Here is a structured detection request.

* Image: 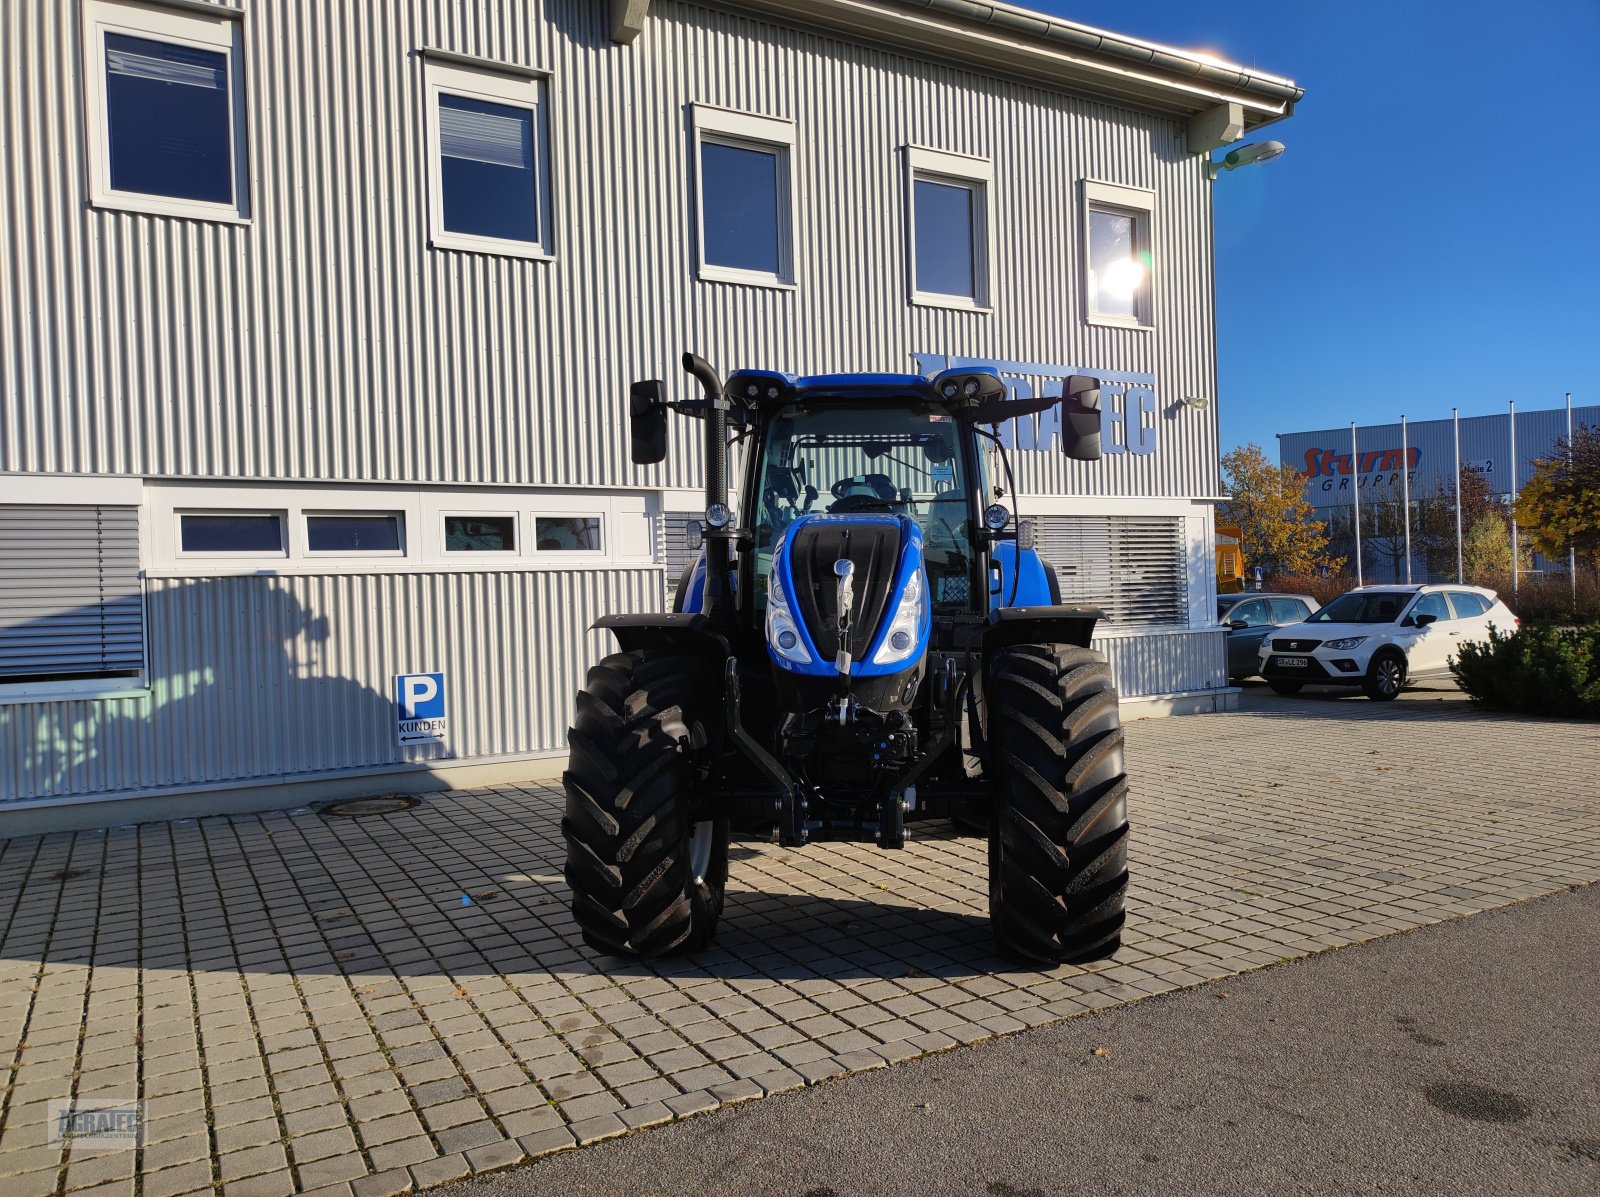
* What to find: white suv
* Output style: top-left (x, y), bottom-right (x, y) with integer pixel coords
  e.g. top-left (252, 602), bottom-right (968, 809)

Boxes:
top-left (1257, 584), bottom-right (1519, 701)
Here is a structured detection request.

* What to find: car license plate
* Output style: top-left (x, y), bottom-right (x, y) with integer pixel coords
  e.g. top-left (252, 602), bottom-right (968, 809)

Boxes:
top-left (1274, 656), bottom-right (1308, 669)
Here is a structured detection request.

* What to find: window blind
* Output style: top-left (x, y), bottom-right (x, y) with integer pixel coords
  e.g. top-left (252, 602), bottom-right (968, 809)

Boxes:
top-left (0, 506), bottom-right (145, 682)
top-left (1034, 515), bottom-right (1187, 628)
top-left (439, 98), bottom-right (531, 169)
top-left (106, 38), bottom-right (224, 90)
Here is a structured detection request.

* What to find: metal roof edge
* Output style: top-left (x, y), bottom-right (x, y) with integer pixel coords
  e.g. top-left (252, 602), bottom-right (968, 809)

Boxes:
top-left (722, 0), bottom-right (1303, 126)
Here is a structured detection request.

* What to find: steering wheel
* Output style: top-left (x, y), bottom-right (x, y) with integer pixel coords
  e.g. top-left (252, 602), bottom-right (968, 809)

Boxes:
top-left (829, 473), bottom-right (898, 501)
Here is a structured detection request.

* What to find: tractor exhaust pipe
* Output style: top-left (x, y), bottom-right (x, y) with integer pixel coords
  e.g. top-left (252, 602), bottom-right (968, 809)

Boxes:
top-left (683, 352), bottom-right (734, 625)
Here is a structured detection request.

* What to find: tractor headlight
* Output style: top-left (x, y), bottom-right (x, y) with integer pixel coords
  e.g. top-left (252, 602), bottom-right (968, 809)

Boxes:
top-left (871, 569), bottom-right (924, 667)
top-left (1325, 636), bottom-right (1367, 650)
top-left (984, 504), bottom-right (1010, 531)
top-left (765, 571), bottom-right (813, 665)
top-left (705, 502), bottom-right (732, 529)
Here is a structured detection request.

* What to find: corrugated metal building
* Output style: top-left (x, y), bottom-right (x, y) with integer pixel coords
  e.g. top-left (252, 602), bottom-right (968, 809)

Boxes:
top-left (1280, 402), bottom-right (1599, 579)
top-left (1, 0), bottom-right (1299, 830)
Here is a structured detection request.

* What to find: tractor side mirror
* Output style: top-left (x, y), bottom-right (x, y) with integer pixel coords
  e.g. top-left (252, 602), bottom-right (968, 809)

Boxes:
top-left (629, 379), bottom-right (668, 465)
top-left (1015, 518), bottom-right (1037, 552)
top-left (1062, 375), bottom-right (1103, 461)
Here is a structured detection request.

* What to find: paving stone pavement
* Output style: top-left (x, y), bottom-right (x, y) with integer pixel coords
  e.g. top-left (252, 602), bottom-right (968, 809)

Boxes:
top-left (1, 686), bottom-right (1598, 1196)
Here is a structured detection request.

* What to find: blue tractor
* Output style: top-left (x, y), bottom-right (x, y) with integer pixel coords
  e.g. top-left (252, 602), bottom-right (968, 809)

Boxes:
top-left (562, 355), bottom-right (1129, 966)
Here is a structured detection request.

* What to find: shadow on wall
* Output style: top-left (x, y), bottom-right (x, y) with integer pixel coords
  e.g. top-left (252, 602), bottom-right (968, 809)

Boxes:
top-left (1, 576), bottom-right (446, 805)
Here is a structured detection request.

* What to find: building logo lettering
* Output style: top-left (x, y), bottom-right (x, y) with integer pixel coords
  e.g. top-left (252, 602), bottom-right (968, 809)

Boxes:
top-left (1300, 446), bottom-right (1422, 494)
top-left (912, 353), bottom-right (1159, 457)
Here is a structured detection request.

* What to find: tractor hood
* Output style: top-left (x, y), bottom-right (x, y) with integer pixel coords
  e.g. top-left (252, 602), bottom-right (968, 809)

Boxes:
top-left (765, 514), bottom-right (930, 684)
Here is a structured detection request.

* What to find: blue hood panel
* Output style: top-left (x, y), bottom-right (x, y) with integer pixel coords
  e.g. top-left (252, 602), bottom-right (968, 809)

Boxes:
top-left (767, 514), bottom-right (930, 678)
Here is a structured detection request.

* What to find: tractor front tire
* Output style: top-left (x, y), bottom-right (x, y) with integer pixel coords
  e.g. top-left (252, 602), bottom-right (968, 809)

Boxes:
top-left (987, 644), bottom-right (1129, 966)
top-left (562, 649), bottom-right (728, 959)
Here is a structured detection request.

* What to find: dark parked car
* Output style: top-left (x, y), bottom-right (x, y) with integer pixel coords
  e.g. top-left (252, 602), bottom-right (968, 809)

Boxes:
top-left (1218, 592), bottom-right (1318, 681)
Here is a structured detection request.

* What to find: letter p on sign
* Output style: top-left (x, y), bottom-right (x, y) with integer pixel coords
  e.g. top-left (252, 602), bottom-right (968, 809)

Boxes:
top-left (395, 673), bottom-right (446, 743)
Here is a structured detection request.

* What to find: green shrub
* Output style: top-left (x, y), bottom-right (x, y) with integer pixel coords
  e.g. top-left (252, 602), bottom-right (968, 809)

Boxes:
top-left (1450, 623), bottom-right (1600, 718)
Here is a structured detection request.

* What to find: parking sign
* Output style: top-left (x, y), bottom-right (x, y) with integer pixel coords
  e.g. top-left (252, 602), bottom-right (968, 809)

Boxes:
top-left (395, 673), bottom-right (446, 744)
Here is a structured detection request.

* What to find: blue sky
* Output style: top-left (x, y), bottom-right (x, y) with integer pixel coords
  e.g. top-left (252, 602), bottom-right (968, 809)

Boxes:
top-left (1033, 0), bottom-right (1600, 458)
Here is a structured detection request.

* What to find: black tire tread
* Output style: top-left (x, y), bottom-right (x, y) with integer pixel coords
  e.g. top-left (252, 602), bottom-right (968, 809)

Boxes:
top-left (561, 650), bottom-right (725, 959)
top-left (988, 644), bottom-right (1130, 966)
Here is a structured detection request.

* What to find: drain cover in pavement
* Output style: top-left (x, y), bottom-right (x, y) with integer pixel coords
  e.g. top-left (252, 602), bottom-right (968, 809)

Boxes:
top-left (318, 795), bottom-right (422, 818)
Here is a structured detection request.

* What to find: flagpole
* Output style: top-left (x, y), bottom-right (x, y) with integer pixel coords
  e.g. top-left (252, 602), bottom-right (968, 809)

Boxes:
top-left (1569, 392), bottom-right (1577, 610)
top-left (1454, 407), bottom-right (1463, 583)
top-left (1401, 415), bottom-right (1412, 584)
top-left (1350, 421), bottom-right (1363, 587)
top-left (1510, 400), bottom-right (1520, 595)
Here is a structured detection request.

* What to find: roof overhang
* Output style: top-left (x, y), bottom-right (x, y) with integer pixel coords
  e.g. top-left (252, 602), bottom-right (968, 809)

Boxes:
top-left (610, 0), bottom-right (1300, 137)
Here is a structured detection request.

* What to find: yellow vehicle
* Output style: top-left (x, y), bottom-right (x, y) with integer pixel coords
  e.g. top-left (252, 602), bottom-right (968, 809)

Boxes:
top-left (1216, 524), bottom-right (1245, 594)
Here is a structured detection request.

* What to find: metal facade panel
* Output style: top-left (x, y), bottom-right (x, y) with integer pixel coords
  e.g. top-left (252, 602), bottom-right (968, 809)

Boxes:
top-left (4, 0), bottom-right (1220, 500)
top-left (1092, 629), bottom-right (1225, 698)
top-left (0, 567), bottom-right (658, 802)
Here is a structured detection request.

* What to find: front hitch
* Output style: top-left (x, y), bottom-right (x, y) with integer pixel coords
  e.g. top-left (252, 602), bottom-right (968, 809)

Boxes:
top-left (722, 658), bottom-right (809, 847)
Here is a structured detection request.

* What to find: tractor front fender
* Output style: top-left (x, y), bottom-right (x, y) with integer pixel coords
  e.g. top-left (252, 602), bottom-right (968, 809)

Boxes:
top-left (976, 605), bottom-right (1103, 654)
top-left (594, 613), bottom-right (732, 663)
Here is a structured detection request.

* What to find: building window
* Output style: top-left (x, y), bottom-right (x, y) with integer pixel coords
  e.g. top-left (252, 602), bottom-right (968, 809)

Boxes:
top-left (444, 514), bottom-right (517, 553)
top-left (426, 60), bottom-right (551, 258)
top-left (904, 147), bottom-right (992, 309)
top-left (83, 0), bottom-right (248, 221)
top-left (1083, 180), bottom-right (1155, 327)
top-left (691, 106), bottom-right (795, 287)
top-left (306, 513), bottom-right (404, 554)
top-left (180, 512), bottom-right (286, 555)
top-left (534, 515), bottom-right (602, 551)
top-left (0, 505), bottom-right (145, 695)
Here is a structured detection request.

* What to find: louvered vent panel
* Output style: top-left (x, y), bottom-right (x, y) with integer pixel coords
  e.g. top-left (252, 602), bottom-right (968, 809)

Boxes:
top-left (0, 506), bottom-right (145, 680)
top-left (1035, 515), bottom-right (1186, 628)
top-left (660, 511), bottom-right (704, 604)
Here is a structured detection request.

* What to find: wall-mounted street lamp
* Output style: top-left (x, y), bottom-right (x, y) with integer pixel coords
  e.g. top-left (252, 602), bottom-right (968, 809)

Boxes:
top-left (1207, 140), bottom-right (1286, 180)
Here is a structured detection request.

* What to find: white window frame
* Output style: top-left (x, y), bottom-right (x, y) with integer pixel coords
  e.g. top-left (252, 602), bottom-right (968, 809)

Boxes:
top-left (440, 510), bottom-right (521, 557)
top-left (304, 511), bottom-right (407, 558)
top-left (176, 509), bottom-right (288, 560)
top-left (424, 57), bottom-right (553, 261)
top-left (531, 511), bottom-right (606, 561)
top-left (81, 0), bottom-right (250, 223)
top-left (143, 483), bottom-right (654, 573)
top-left (904, 146), bottom-right (994, 312)
top-left (691, 105), bottom-right (796, 289)
top-left (1082, 179), bottom-right (1156, 330)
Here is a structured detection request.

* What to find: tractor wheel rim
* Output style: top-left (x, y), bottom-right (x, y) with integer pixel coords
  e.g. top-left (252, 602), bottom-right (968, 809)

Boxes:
top-left (688, 821), bottom-right (715, 884)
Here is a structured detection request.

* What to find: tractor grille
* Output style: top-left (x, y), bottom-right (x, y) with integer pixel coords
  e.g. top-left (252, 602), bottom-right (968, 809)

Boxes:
top-left (1272, 638), bottom-right (1322, 652)
top-left (789, 520), bottom-right (902, 661)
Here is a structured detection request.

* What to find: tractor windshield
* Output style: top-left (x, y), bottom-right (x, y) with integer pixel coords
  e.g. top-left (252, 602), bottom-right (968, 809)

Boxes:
top-left (752, 402), bottom-right (977, 614)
